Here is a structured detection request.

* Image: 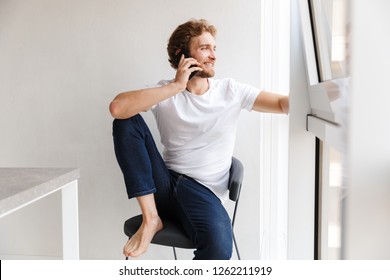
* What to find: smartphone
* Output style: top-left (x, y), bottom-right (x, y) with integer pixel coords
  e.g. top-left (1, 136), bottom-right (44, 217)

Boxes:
top-left (175, 49), bottom-right (198, 80)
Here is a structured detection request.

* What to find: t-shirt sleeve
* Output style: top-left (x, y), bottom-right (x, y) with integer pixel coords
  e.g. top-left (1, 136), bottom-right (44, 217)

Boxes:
top-left (229, 79), bottom-right (261, 111)
top-left (148, 80), bottom-right (170, 112)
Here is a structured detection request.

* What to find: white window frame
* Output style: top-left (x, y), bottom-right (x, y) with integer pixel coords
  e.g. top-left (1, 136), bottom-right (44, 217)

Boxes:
top-left (298, 0), bottom-right (349, 152)
top-left (298, 0), bottom-right (350, 259)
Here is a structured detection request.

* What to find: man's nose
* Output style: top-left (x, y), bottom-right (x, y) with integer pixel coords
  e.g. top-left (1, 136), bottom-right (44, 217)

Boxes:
top-left (209, 49), bottom-right (216, 60)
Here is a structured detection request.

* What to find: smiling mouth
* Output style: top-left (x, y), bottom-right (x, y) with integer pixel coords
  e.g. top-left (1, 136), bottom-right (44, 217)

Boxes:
top-left (204, 63), bottom-right (214, 68)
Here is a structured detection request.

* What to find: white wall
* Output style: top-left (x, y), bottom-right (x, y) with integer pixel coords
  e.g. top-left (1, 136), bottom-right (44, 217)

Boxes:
top-left (258, 0), bottom-right (290, 259)
top-left (0, 0), bottom-right (264, 259)
top-left (343, 0), bottom-right (390, 259)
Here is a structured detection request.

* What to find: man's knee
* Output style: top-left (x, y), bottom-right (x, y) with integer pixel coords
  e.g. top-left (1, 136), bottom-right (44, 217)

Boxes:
top-left (112, 114), bottom-right (142, 137)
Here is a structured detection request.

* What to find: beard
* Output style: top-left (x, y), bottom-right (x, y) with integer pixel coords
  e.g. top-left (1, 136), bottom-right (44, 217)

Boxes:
top-left (197, 67), bottom-right (215, 78)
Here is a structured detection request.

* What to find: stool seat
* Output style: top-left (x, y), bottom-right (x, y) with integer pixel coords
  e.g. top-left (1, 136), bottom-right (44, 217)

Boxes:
top-left (124, 215), bottom-right (194, 249)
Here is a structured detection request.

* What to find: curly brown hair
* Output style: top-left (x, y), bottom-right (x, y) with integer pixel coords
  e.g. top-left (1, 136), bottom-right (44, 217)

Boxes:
top-left (167, 19), bottom-right (217, 69)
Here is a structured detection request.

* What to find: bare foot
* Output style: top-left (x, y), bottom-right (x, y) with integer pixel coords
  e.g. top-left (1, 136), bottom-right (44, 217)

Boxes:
top-left (123, 216), bottom-right (163, 257)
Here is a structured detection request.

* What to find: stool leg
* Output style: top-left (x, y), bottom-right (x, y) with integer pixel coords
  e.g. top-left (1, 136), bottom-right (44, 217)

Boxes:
top-left (233, 232), bottom-right (241, 260)
top-left (173, 247), bottom-right (178, 260)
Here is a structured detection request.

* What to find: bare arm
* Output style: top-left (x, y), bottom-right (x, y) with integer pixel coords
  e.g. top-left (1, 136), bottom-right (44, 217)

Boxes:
top-left (252, 90), bottom-right (289, 114)
top-left (109, 55), bottom-right (202, 119)
top-left (109, 83), bottom-right (183, 119)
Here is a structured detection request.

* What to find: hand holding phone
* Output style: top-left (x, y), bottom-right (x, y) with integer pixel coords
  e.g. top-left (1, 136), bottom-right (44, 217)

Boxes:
top-left (175, 49), bottom-right (199, 80)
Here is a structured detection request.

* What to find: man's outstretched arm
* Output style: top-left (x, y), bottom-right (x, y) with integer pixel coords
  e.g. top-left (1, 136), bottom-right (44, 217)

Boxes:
top-left (252, 90), bottom-right (289, 114)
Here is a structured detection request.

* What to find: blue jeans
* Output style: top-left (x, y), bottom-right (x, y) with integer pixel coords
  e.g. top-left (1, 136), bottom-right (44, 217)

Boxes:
top-left (112, 114), bottom-right (233, 260)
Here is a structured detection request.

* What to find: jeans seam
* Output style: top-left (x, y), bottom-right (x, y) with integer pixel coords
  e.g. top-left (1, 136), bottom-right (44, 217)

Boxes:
top-left (174, 175), bottom-right (199, 245)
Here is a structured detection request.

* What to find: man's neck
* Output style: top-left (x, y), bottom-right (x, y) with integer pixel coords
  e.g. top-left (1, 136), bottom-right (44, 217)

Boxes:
top-left (186, 78), bottom-right (209, 95)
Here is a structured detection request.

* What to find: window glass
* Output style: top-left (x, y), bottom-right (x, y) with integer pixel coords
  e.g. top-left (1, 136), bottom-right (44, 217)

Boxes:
top-left (319, 143), bottom-right (344, 259)
top-left (310, 0), bottom-right (349, 81)
top-left (326, 146), bottom-right (343, 259)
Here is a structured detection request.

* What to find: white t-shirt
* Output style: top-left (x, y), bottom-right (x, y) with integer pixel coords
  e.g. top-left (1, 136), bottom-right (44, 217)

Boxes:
top-left (151, 78), bottom-right (260, 202)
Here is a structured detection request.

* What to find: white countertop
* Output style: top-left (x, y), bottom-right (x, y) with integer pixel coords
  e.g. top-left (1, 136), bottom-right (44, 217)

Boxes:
top-left (0, 168), bottom-right (80, 218)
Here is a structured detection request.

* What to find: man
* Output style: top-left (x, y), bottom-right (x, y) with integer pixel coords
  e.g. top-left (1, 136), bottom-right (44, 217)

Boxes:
top-left (110, 19), bottom-right (289, 259)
